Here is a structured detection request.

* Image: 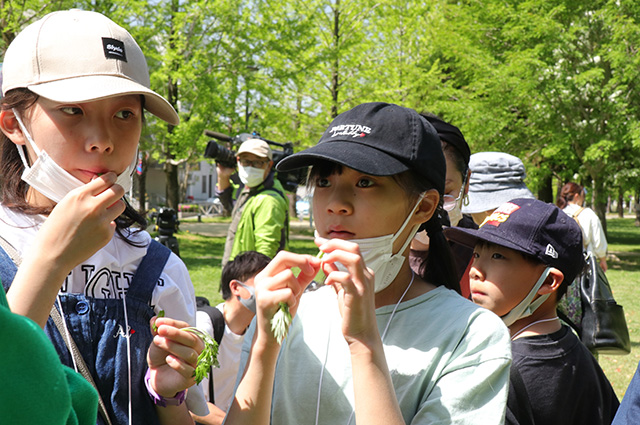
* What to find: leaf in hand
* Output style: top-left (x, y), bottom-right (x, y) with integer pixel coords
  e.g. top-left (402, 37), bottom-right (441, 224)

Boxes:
top-left (182, 327), bottom-right (220, 384)
top-left (152, 310), bottom-right (165, 333)
top-left (271, 302), bottom-right (292, 344)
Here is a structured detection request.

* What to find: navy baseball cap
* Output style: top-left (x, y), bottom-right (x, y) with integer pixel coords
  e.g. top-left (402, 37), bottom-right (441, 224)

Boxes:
top-left (445, 198), bottom-right (584, 284)
top-left (276, 102), bottom-right (445, 194)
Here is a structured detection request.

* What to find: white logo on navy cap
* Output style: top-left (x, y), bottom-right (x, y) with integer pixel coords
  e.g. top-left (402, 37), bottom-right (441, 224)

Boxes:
top-left (545, 244), bottom-right (558, 259)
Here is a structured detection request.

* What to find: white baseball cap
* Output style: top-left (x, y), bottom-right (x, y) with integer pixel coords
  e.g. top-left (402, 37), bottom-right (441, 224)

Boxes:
top-left (237, 138), bottom-right (273, 160)
top-left (1, 9), bottom-right (179, 125)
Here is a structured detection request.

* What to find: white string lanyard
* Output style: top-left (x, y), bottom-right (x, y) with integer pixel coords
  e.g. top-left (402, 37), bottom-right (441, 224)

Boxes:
top-left (121, 293), bottom-right (133, 425)
top-left (314, 270), bottom-right (416, 425)
top-left (511, 317), bottom-right (559, 340)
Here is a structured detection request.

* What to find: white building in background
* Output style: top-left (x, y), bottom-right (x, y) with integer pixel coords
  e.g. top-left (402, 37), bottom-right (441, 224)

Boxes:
top-left (183, 160), bottom-right (218, 202)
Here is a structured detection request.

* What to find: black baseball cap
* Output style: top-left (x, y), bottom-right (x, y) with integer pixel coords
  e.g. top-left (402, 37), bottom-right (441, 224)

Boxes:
top-left (421, 113), bottom-right (471, 168)
top-left (444, 198), bottom-right (584, 284)
top-left (276, 102), bottom-right (445, 194)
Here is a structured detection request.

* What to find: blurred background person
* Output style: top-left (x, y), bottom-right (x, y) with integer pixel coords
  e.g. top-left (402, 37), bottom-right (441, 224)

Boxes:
top-left (462, 151), bottom-right (534, 226)
top-left (556, 182), bottom-right (608, 271)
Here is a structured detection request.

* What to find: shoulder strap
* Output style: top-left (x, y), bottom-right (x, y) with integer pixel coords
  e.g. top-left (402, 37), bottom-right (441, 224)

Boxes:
top-left (572, 207), bottom-right (585, 220)
top-left (195, 296), bottom-right (225, 404)
top-left (195, 296), bottom-right (225, 345)
top-left (126, 240), bottom-right (171, 304)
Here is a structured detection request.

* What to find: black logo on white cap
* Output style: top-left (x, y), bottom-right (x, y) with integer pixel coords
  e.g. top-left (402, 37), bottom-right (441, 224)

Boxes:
top-left (102, 38), bottom-right (127, 62)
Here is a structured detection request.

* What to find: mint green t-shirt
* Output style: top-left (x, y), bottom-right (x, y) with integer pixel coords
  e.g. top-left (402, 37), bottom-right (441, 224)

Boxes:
top-left (240, 285), bottom-right (512, 424)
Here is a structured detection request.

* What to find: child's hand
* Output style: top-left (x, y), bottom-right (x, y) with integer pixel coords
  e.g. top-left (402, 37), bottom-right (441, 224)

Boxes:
top-left (36, 172), bottom-right (125, 270)
top-left (253, 251), bottom-right (321, 345)
top-left (316, 238), bottom-right (379, 346)
top-left (147, 316), bottom-right (205, 398)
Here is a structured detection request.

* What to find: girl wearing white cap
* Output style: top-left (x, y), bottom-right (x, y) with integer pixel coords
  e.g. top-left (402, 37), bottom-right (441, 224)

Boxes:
top-left (225, 102), bottom-right (511, 424)
top-left (0, 10), bottom-right (205, 425)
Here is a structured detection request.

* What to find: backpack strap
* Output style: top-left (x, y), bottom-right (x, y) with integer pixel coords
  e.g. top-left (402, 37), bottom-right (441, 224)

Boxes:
top-left (195, 296), bottom-right (226, 404)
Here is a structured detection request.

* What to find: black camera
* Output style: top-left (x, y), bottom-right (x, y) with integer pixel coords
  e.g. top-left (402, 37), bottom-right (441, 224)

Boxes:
top-left (203, 130), bottom-right (306, 192)
top-left (204, 130), bottom-right (237, 168)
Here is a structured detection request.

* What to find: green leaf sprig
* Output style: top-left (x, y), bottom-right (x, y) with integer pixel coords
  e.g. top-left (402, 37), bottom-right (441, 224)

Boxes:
top-left (153, 310), bottom-right (219, 384)
top-left (271, 302), bottom-right (292, 344)
top-left (269, 250), bottom-right (325, 344)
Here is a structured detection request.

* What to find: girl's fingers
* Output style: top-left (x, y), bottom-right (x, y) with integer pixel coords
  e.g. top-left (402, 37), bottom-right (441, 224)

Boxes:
top-left (258, 251), bottom-right (321, 282)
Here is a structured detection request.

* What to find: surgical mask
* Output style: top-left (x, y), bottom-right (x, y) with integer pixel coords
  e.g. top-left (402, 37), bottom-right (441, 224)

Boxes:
top-left (238, 164), bottom-right (265, 188)
top-left (13, 110), bottom-right (135, 204)
top-left (501, 267), bottom-right (552, 327)
top-left (236, 281), bottom-right (256, 313)
top-left (317, 195), bottom-right (424, 293)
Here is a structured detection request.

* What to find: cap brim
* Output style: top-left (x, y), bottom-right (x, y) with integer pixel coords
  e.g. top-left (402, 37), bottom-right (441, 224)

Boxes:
top-left (444, 226), bottom-right (535, 257)
top-left (28, 75), bottom-right (179, 125)
top-left (276, 140), bottom-right (409, 176)
top-left (461, 187), bottom-right (534, 214)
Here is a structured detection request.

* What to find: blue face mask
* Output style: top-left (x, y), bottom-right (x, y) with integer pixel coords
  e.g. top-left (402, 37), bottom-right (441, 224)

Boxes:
top-left (236, 281), bottom-right (256, 313)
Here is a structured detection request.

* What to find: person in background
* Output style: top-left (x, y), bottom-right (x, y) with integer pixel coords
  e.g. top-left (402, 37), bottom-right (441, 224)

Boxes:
top-left (462, 152), bottom-right (534, 226)
top-left (410, 113), bottom-right (476, 297)
top-left (191, 251), bottom-right (270, 425)
top-left (446, 198), bottom-right (619, 425)
top-left (218, 139), bottom-right (288, 268)
top-left (556, 182), bottom-right (608, 271)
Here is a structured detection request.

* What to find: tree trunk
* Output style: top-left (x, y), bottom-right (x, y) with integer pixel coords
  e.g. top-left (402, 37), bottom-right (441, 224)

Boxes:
top-left (537, 173), bottom-right (553, 203)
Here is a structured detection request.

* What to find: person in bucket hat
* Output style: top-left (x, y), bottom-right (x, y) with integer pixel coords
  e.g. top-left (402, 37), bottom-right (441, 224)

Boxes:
top-left (463, 152), bottom-right (534, 225)
top-left (445, 198), bottom-right (619, 425)
top-left (224, 102), bottom-right (511, 425)
top-left (0, 9), bottom-right (207, 424)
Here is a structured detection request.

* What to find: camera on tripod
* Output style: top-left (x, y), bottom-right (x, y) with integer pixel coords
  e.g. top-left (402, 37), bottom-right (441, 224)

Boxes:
top-left (203, 130), bottom-right (305, 192)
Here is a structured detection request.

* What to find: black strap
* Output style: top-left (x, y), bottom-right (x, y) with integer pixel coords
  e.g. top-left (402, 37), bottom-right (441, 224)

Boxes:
top-left (195, 296), bottom-right (225, 404)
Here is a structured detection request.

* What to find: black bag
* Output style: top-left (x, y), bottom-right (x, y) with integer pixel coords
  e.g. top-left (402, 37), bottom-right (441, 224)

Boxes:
top-left (579, 252), bottom-right (631, 355)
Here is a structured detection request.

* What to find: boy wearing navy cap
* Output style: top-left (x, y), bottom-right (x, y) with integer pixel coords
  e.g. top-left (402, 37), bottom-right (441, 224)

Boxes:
top-left (446, 198), bottom-right (619, 425)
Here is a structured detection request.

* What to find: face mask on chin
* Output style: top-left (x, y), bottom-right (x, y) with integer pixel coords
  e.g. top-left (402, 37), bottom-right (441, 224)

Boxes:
top-left (500, 267), bottom-right (552, 327)
top-left (12, 109), bottom-right (135, 204)
top-left (317, 194), bottom-right (425, 293)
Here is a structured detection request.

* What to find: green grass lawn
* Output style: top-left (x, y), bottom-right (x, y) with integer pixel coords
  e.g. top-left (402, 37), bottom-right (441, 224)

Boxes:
top-left (177, 217), bottom-right (640, 400)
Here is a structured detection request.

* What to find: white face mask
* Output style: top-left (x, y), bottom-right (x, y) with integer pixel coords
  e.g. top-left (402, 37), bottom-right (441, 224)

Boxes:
top-left (13, 110), bottom-right (135, 204)
top-left (238, 164), bottom-right (266, 188)
top-left (447, 198), bottom-right (464, 227)
top-left (501, 267), bottom-right (552, 326)
top-left (317, 195), bottom-right (424, 293)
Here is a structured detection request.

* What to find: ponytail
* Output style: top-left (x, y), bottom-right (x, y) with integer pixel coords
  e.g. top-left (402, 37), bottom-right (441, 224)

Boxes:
top-left (417, 208), bottom-right (460, 294)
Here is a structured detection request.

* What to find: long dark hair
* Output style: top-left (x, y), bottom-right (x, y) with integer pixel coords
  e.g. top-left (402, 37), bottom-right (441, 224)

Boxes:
top-left (0, 88), bottom-right (147, 243)
top-left (556, 182), bottom-right (584, 209)
top-left (307, 161), bottom-right (460, 294)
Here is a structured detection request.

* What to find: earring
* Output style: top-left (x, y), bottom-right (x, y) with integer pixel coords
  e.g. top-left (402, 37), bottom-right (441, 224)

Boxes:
top-left (463, 193), bottom-right (470, 207)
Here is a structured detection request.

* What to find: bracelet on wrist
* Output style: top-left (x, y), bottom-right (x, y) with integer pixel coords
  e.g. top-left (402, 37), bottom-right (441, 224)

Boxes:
top-left (144, 369), bottom-right (187, 407)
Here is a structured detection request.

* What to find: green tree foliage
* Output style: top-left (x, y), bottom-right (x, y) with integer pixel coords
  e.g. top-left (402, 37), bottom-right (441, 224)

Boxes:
top-left (2, 0), bottom-right (640, 232)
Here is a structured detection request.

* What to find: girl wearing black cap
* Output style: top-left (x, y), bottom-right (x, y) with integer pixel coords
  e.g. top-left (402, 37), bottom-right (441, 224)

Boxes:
top-left (226, 102), bottom-right (511, 425)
